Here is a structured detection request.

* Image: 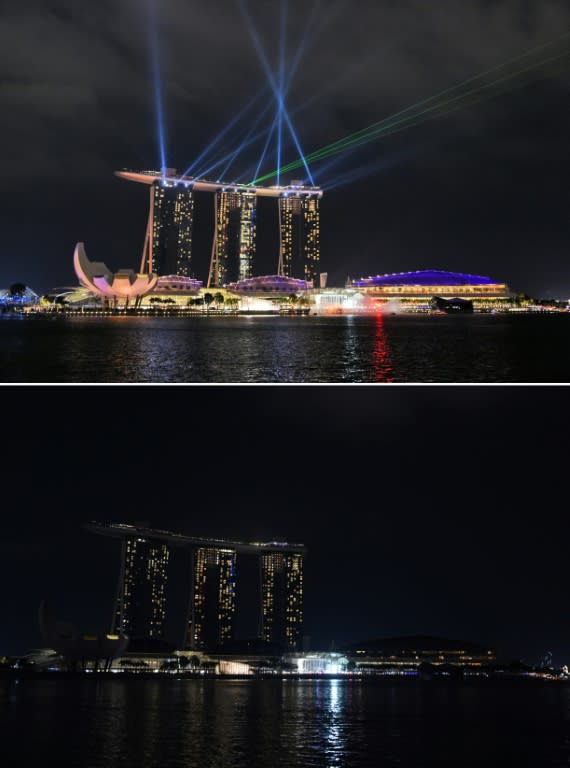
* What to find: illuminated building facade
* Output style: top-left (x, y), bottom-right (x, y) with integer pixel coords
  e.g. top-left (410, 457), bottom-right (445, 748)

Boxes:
top-left (209, 190), bottom-right (257, 287)
top-left (260, 551), bottom-right (304, 651)
top-left (279, 192), bottom-right (321, 284)
top-left (87, 522), bottom-right (306, 653)
top-left (115, 172), bottom-right (322, 287)
top-left (150, 182), bottom-right (195, 277)
top-left (73, 243), bottom-right (158, 306)
top-left (351, 270), bottom-right (512, 310)
top-left (112, 536), bottom-right (170, 642)
top-left (189, 547), bottom-right (237, 651)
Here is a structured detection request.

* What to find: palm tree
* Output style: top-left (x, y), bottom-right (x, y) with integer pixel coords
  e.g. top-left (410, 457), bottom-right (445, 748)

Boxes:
top-left (214, 292), bottom-right (225, 309)
top-left (203, 293), bottom-right (215, 311)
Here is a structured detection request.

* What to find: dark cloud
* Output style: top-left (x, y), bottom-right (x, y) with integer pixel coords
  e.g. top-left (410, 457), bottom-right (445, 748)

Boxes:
top-left (0, 0), bottom-right (569, 293)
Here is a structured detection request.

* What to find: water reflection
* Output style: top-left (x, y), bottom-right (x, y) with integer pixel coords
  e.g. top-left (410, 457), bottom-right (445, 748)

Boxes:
top-left (323, 679), bottom-right (346, 765)
top-left (372, 314), bottom-right (394, 382)
top-left (4, 679), bottom-right (570, 767)
top-left (1, 314), bottom-right (570, 382)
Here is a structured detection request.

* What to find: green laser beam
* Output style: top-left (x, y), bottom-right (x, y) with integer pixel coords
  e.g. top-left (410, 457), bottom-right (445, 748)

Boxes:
top-left (312, 51), bottom-right (570, 167)
top-left (255, 37), bottom-right (570, 181)
top-left (251, 32), bottom-right (570, 185)
top-left (292, 48), bottom-right (570, 166)
top-left (256, 47), bottom-right (570, 181)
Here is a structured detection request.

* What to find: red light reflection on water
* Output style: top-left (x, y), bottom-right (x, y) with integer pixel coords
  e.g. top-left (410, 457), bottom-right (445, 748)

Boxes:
top-left (373, 313), bottom-right (394, 382)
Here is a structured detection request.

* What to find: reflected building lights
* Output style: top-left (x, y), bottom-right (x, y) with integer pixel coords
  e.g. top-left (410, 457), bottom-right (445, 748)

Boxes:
top-left (373, 314), bottom-right (393, 383)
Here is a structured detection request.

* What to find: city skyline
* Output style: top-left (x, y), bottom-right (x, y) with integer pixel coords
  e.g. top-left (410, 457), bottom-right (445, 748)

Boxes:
top-left (3, 4), bottom-right (569, 767)
top-left (1, 2), bottom-right (569, 295)
top-left (3, 387), bottom-right (570, 664)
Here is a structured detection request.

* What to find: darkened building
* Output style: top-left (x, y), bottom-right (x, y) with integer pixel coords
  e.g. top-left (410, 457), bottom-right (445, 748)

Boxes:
top-left (189, 547), bottom-right (237, 651)
top-left (87, 522), bottom-right (305, 654)
top-left (112, 536), bottom-right (170, 644)
top-left (344, 636), bottom-right (496, 668)
top-left (260, 551), bottom-right (304, 651)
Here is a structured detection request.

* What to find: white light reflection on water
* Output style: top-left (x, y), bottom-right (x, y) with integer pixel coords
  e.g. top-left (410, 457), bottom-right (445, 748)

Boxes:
top-left (323, 679), bottom-right (346, 765)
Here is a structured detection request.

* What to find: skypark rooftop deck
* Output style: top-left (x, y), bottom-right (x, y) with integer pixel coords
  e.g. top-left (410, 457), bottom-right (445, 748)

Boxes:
top-left (86, 522), bottom-right (306, 555)
top-left (116, 170), bottom-right (323, 199)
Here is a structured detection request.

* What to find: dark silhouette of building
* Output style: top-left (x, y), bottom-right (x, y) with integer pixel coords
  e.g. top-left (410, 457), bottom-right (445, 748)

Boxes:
top-left (189, 547), bottom-right (237, 651)
top-left (39, 601), bottom-right (129, 671)
top-left (112, 536), bottom-right (170, 644)
top-left (260, 551), bottom-right (304, 651)
top-left (343, 635), bottom-right (496, 667)
top-left (87, 522), bottom-right (306, 654)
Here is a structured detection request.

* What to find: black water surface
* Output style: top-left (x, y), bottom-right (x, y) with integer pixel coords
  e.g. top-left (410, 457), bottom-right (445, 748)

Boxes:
top-left (2, 678), bottom-right (570, 767)
top-left (1, 314), bottom-right (569, 382)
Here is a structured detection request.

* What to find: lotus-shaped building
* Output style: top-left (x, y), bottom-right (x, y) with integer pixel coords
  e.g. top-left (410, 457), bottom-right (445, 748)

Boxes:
top-left (73, 243), bottom-right (158, 304)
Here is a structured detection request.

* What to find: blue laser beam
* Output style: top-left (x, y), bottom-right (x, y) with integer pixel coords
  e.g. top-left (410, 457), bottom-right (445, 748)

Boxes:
top-left (253, 114), bottom-right (279, 184)
top-left (320, 146), bottom-right (423, 192)
top-left (147, 0), bottom-right (167, 177)
top-left (246, 2), bottom-right (317, 184)
top-left (182, 0), bottom-right (321, 184)
top-left (276, 0), bottom-right (288, 187)
top-left (237, 0), bottom-right (315, 185)
top-left (180, 89), bottom-right (266, 179)
top-left (184, 4), bottom-right (320, 187)
top-left (217, 103), bottom-right (275, 181)
top-left (197, 105), bottom-right (276, 180)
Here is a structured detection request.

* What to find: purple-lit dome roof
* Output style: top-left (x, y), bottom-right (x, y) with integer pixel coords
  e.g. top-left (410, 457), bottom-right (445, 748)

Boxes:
top-left (155, 275), bottom-right (203, 292)
top-left (352, 270), bottom-right (499, 287)
top-left (227, 275), bottom-right (310, 293)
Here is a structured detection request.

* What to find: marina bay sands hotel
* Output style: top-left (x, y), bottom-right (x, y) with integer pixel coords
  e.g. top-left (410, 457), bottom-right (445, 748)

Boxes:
top-left (116, 170), bottom-right (322, 287)
top-left (87, 522), bottom-right (305, 653)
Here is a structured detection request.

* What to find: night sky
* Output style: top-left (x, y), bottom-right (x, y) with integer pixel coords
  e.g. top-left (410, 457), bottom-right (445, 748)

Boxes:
top-left (1, 1), bottom-right (569, 296)
top-left (3, 387), bottom-right (569, 665)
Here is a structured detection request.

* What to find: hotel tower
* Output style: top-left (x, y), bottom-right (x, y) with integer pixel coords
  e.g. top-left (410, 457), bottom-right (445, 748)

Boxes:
top-left (208, 189), bottom-right (257, 288)
top-left (111, 535), bottom-right (170, 642)
top-left (87, 522), bottom-right (306, 653)
top-left (115, 171), bottom-right (322, 286)
top-left (279, 189), bottom-right (321, 284)
top-left (260, 551), bottom-right (304, 651)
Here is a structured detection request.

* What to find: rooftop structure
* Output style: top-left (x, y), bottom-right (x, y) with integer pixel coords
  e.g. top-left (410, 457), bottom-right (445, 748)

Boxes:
top-left (352, 270), bottom-right (499, 288)
top-left (227, 275), bottom-right (311, 295)
top-left (153, 275), bottom-right (203, 294)
top-left (87, 522), bottom-right (305, 555)
top-left (351, 269), bottom-right (512, 309)
top-left (115, 170), bottom-right (323, 200)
